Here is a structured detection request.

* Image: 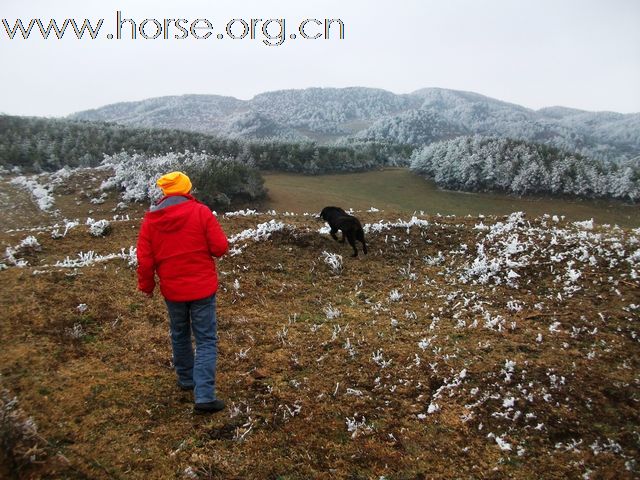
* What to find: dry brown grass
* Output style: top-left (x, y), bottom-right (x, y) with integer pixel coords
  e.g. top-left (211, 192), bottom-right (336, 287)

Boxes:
top-left (0, 183), bottom-right (639, 479)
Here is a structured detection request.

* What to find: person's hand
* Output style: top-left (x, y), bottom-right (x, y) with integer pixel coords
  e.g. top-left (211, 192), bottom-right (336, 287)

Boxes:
top-left (140, 290), bottom-right (153, 299)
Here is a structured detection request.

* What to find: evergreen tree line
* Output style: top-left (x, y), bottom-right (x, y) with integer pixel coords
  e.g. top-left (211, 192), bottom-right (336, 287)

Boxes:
top-left (410, 136), bottom-right (640, 202)
top-left (4, 115), bottom-right (637, 202)
top-left (0, 115), bottom-right (409, 174)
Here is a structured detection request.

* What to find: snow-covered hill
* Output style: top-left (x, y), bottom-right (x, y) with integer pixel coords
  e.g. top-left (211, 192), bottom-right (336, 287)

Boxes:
top-left (69, 87), bottom-right (640, 162)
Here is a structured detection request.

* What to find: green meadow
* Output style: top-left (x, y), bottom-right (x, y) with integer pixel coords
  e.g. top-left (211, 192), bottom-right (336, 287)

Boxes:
top-left (263, 168), bottom-right (640, 227)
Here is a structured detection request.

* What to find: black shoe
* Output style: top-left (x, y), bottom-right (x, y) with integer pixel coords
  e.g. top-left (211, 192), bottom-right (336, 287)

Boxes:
top-left (177, 381), bottom-right (194, 391)
top-left (194, 399), bottom-right (225, 414)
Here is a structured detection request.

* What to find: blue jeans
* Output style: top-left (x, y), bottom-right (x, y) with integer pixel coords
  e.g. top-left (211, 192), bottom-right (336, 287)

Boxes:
top-left (165, 294), bottom-right (218, 403)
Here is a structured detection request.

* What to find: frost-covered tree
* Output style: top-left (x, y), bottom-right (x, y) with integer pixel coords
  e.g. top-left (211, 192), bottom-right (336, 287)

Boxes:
top-left (101, 151), bottom-right (265, 208)
top-left (410, 136), bottom-right (639, 201)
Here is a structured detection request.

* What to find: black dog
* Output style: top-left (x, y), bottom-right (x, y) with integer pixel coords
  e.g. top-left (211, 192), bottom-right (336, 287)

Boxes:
top-left (319, 206), bottom-right (368, 257)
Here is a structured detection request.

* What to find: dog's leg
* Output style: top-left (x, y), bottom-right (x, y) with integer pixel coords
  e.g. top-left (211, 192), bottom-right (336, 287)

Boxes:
top-left (357, 229), bottom-right (368, 254)
top-left (346, 231), bottom-right (358, 257)
top-left (330, 228), bottom-right (339, 242)
top-left (340, 231), bottom-right (346, 243)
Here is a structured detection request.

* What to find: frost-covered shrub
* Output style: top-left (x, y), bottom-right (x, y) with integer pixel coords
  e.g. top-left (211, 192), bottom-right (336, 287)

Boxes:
top-left (10, 176), bottom-right (54, 211)
top-left (225, 209), bottom-right (260, 218)
top-left (388, 289), bottom-right (403, 302)
top-left (89, 192), bottom-right (108, 204)
top-left (345, 415), bottom-right (373, 438)
top-left (323, 304), bottom-right (342, 320)
top-left (101, 151), bottom-right (265, 207)
top-left (4, 236), bottom-right (41, 267)
top-left (573, 219), bottom-right (594, 230)
top-left (321, 251), bottom-right (343, 275)
top-left (459, 212), bottom-right (532, 287)
top-left (9, 167), bottom-right (73, 212)
top-left (424, 251), bottom-right (444, 266)
top-left (101, 152), bottom-right (190, 203)
top-left (51, 220), bottom-right (79, 239)
top-left (55, 247), bottom-right (137, 269)
top-left (228, 220), bottom-right (289, 244)
top-left (88, 219), bottom-right (111, 237)
top-left (363, 216), bottom-right (429, 235)
top-left (3, 247), bottom-right (27, 267)
top-left (17, 236), bottom-right (41, 253)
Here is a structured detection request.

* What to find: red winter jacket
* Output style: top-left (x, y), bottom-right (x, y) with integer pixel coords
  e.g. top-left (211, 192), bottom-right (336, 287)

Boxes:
top-left (136, 194), bottom-right (228, 302)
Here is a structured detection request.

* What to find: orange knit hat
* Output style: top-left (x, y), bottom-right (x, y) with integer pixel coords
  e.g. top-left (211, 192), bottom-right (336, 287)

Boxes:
top-left (156, 171), bottom-right (192, 195)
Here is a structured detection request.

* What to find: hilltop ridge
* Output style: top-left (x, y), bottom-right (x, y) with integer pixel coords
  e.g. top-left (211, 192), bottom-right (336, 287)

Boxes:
top-left (69, 87), bottom-right (640, 162)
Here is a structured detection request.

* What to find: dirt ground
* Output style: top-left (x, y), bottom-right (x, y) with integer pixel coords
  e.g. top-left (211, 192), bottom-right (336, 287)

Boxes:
top-left (0, 174), bottom-right (639, 479)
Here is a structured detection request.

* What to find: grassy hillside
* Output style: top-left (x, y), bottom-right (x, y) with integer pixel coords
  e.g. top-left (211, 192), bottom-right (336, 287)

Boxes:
top-left (263, 169), bottom-right (640, 228)
top-left (0, 173), bottom-right (639, 479)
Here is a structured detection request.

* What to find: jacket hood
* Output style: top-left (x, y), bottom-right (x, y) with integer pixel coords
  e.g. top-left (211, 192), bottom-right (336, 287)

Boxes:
top-left (144, 195), bottom-right (196, 233)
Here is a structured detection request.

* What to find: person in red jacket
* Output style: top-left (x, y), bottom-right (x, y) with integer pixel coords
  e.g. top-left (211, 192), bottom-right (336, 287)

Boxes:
top-left (136, 171), bottom-right (228, 414)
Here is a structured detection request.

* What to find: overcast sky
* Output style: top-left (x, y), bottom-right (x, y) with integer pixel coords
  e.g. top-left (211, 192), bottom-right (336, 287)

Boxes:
top-left (1, 0), bottom-right (639, 117)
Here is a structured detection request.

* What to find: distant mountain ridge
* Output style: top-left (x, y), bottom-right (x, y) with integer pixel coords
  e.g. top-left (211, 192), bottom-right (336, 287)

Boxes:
top-left (69, 87), bottom-right (640, 162)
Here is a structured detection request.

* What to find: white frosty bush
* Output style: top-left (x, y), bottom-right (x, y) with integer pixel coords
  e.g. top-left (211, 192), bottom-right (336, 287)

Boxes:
top-left (371, 349), bottom-right (392, 368)
top-left (51, 220), bottom-right (79, 239)
top-left (364, 216), bottom-right (429, 234)
top-left (101, 151), bottom-right (222, 203)
top-left (225, 209), bottom-right (259, 218)
top-left (4, 247), bottom-right (27, 267)
top-left (573, 219), bottom-right (594, 230)
top-left (388, 289), bottom-right (403, 302)
top-left (100, 150), bottom-right (264, 207)
top-left (418, 337), bottom-right (433, 350)
top-left (10, 167), bottom-right (72, 212)
top-left (18, 236), bottom-right (41, 252)
top-left (55, 247), bottom-right (137, 269)
top-left (228, 220), bottom-right (289, 244)
top-left (101, 151), bottom-right (195, 203)
top-left (492, 434), bottom-right (513, 451)
top-left (506, 300), bottom-right (523, 312)
top-left (88, 219), bottom-right (111, 237)
top-left (427, 368), bottom-right (468, 414)
top-left (11, 176), bottom-right (55, 211)
top-left (321, 251), bottom-right (343, 275)
top-left (323, 304), bottom-right (342, 320)
top-left (4, 236), bottom-right (41, 267)
top-left (345, 415), bottom-right (372, 438)
top-left (89, 192), bottom-right (108, 204)
top-left (459, 213), bottom-right (531, 287)
top-left (424, 251), bottom-right (444, 266)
